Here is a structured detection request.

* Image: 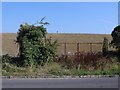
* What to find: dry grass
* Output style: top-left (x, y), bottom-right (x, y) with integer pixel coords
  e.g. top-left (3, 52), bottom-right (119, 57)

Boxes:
top-left (1, 33), bottom-right (114, 56)
top-left (2, 61), bottom-right (120, 76)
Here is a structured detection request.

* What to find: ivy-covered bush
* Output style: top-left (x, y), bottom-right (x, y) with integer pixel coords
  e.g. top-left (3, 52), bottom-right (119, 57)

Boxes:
top-left (16, 20), bottom-right (58, 67)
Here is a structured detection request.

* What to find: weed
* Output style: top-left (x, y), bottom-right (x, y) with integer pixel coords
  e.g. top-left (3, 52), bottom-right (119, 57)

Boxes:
top-left (56, 52), bottom-right (105, 70)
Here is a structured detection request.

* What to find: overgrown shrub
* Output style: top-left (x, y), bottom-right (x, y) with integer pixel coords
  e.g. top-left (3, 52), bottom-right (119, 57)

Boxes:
top-left (102, 37), bottom-right (108, 57)
top-left (110, 25), bottom-right (120, 52)
top-left (2, 54), bottom-right (12, 63)
top-left (16, 19), bottom-right (58, 67)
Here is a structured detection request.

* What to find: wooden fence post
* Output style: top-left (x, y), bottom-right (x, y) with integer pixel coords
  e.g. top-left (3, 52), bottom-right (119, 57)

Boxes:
top-left (90, 43), bottom-right (92, 52)
top-left (64, 43), bottom-right (66, 55)
top-left (77, 43), bottom-right (79, 53)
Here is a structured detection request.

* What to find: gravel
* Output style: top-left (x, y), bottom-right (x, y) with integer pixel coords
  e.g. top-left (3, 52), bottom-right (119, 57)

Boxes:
top-left (2, 75), bottom-right (119, 79)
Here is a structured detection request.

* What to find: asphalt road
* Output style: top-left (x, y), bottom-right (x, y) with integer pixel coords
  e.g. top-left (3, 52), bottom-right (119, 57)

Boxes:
top-left (2, 77), bottom-right (119, 88)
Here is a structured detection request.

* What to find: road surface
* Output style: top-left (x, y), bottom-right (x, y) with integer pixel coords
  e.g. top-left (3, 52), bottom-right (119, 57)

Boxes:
top-left (2, 77), bottom-right (119, 88)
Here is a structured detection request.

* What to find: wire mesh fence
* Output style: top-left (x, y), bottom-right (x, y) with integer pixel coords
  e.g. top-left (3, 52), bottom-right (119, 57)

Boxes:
top-left (56, 42), bottom-right (103, 55)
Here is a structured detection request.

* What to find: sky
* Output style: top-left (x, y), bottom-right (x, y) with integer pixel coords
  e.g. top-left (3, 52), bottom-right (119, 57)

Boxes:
top-left (2, 2), bottom-right (118, 34)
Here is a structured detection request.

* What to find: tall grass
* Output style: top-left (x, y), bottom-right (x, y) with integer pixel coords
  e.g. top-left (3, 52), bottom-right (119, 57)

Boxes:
top-left (56, 52), bottom-right (108, 70)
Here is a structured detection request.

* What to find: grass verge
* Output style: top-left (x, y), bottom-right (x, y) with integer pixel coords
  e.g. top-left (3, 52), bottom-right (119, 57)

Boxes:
top-left (2, 60), bottom-right (120, 77)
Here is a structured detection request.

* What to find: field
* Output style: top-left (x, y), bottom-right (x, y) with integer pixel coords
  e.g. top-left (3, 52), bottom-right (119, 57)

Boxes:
top-left (2, 33), bottom-right (113, 56)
